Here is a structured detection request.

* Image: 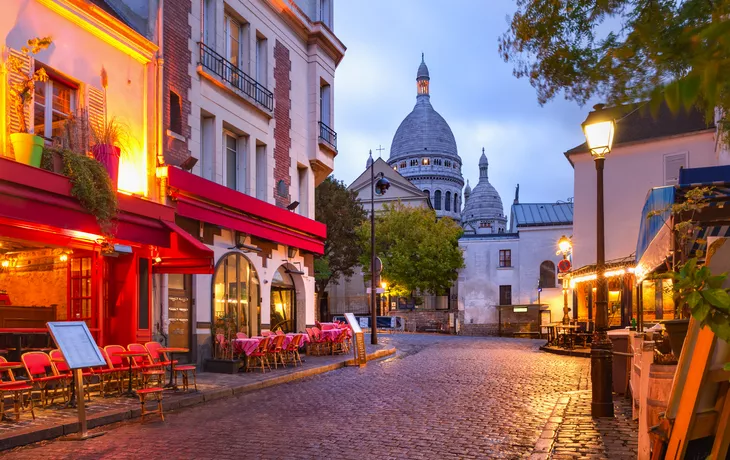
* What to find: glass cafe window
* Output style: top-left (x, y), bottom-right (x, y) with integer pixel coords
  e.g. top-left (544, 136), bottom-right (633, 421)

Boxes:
top-left (34, 75), bottom-right (76, 139)
top-left (212, 252), bottom-right (261, 338)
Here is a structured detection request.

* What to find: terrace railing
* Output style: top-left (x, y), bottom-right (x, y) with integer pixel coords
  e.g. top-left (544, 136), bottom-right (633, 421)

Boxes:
top-left (318, 121), bottom-right (337, 151)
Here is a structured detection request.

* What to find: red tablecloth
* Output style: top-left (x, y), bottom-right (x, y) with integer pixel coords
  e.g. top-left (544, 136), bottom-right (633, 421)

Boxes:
top-left (232, 338), bottom-right (261, 356)
top-left (320, 328), bottom-right (343, 341)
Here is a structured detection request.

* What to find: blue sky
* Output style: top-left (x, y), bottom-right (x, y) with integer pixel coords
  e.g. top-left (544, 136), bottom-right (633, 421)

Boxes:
top-left (332, 0), bottom-right (592, 205)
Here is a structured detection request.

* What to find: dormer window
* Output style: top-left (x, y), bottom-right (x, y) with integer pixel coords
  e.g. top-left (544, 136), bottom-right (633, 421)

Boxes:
top-left (422, 158), bottom-right (430, 165)
top-left (410, 159), bottom-right (418, 167)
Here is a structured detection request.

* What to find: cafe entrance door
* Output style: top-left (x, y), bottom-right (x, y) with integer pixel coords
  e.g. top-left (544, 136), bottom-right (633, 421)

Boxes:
top-left (168, 274), bottom-right (193, 362)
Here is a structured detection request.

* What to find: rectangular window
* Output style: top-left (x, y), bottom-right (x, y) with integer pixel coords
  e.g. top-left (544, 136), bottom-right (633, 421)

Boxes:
top-left (320, 0), bottom-right (332, 27)
top-left (499, 285), bottom-right (512, 306)
top-left (202, 0), bottom-right (215, 45)
top-left (68, 256), bottom-right (92, 322)
top-left (298, 166), bottom-right (308, 217)
top-left (499, 249), bottom-right (512, 268)
top-left (256, 143), bottom-right (267, 201)
top-left (225, 133), bottom-right (238, 190)
top-left (224, 14), bottom-right (241, 68)
top-left (138, 258), bottom-right (150, 330)
top-left (200, 113), bottom-right (215, 180)
top-left (320, 83), bottom-right (331, 127)
top-left (255, 34), bottom-right (267, 86)
top-left (170, 91), bottom-right (182, 135)
top-left (34, 74), bottom-right (76, 139)
top-left (664, 152), bottom-right (688, 186)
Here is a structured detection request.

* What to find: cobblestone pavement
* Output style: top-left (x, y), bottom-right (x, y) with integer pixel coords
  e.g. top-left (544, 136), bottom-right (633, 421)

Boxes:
top-left (4, 335), bottom-right (600, 459)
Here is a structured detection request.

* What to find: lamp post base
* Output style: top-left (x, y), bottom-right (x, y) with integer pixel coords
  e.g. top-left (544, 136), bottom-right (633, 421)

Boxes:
top-left (590, 331), bottom-right (614, 418)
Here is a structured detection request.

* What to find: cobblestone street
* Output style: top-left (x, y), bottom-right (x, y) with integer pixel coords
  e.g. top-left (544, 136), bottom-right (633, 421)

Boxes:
top-left (3, 335), bottom-right (632, 459)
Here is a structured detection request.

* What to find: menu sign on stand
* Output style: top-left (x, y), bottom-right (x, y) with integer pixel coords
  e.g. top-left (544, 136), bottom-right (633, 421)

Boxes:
top-left (47, 322), bottom-right (106, 441)
top-left (345, 313), bottom-right (367, 367)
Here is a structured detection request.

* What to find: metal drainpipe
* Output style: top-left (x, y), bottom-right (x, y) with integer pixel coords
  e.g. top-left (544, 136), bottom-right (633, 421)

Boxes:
top-left (156, 0), bottom-right (166, 203)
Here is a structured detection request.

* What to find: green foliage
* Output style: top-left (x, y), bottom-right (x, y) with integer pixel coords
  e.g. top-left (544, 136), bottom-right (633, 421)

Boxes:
top-left (358, 202), bottom-right (465, 297)
top-left (662, 258), bottom-right (730, 341)
top-left (500, 1), bottom-right (730, 140)
top-left (42, 147), bottom-right (118, 235)
top-left (7, 37), bottom-right (52, 133)
top-left (314, 176), bottom-right (367, 296)
top-left (213, 309), bottom-right (237, 360)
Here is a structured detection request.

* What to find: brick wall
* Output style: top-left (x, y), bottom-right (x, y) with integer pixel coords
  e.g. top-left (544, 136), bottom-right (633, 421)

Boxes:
top-left (273, 40), bottom-right (291, 207)
top-left (163, 0), bottom-right (192, 166)
top-left (460, 323), bottom-right (500, 336)
top-left (388, 310), bottom-right (455, 333)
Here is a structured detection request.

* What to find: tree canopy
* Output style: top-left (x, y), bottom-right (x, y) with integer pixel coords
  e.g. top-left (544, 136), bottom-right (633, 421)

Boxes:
top-left (358, 203), bottom-right (464, 297)
top-left (314, 176), bottom-right (367, 298)
top-left (500, 0), bottom-right (730, 135)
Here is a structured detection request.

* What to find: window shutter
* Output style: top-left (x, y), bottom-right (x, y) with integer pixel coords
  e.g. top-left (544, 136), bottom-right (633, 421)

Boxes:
top-left (6, 48), bottom-right (32, 154)
top-left (664, 152), bottom-right (687, 186)
top-left (86, 84), bottom-right (105, 135)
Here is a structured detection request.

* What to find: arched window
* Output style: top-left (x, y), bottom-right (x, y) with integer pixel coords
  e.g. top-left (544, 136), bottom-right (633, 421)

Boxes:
top-left (445, 191), bottom-right (451, 211)
top-left (454, 193), bottom-right (459, 211)
top-left (540, 260), bottom-right (557, 289)
top-left (444, 160), bottom-right (451, 167)
top-left (433, 158), bottom-right (442, 166)
top-left (410, 159), bottom-right (418, 167)
top-left (212, 252), bottom-right (261, 339)
top-left (434, 190), bottom-right (442, 210)
top-left (423, 189), bottom-right (430, 201)
top-left (400, 161), bottom-right (406, 169)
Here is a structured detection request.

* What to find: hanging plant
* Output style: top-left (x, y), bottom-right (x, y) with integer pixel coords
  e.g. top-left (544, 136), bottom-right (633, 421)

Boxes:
top-left (40, 148), bottom-right (118, 235)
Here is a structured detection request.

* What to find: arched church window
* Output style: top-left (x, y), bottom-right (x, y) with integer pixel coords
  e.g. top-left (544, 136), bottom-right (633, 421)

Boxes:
top-left (423, 189), bottom-right (429, 201)
top-left (433, 158), bottom-right (442, 166)
top-left (422, 158), bottom-right (430, 165)
top-left (454, 193), bottom-right (458, 211)
top-left (444, 160), bottom-right (451, 167)
top-left (434, 190), bottom-right (442, 210)
top-left (400, 161), bottom-right (406, 169)
top-left (540, 260), bottom-right (557, 289)
top-left (410, 159), bottom-right (418, 167)
top-left (445, 191), bottom-right (451, 211)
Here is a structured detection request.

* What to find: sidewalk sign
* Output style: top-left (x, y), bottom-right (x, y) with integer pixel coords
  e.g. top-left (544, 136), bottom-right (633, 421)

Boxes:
top-left (344, 313), bottom-right (366, 367)
top-left (47, 321), bottom-right (106, 441)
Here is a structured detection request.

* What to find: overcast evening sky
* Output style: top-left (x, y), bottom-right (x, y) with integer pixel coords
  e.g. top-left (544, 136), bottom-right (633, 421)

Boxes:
top-left (332, 1), bottom-right (593, 207)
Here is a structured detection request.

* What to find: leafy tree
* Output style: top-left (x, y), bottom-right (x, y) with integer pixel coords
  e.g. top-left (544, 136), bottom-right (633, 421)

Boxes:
top-left (314, 176), bottom-right (367, 304)
top-left (358, 202), bottom-right (464, 297)
top-left (499, 0), bottom-right (730, 138)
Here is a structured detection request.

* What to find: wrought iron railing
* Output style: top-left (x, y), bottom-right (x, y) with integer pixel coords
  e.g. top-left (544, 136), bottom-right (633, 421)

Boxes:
top-left (198, 42), bottom-right (273, 111)
top-left (318, 121), bottom-right (337, 150)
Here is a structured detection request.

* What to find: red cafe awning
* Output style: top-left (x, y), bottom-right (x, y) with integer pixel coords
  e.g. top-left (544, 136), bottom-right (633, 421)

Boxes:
top-left (0, 157), bottom-right (174, 248)
top-left (167, 167), bottom-right (326, 254)
top-left (153, 220), bottom-right (214, 274)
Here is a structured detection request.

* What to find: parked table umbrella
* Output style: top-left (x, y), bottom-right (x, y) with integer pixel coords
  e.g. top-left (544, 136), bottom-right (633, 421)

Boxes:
top-left (114, 351), bottom-right (149, 397)
top-left (158, 347), bottom-right (189, 390)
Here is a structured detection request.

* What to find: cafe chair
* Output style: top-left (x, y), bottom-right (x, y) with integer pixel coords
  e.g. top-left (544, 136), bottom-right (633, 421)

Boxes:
top-left (305, 328), bottom-right (327, 356)
top-left (21, 352), bottom-right (67, 407)
top-left (93, 347), bottom-right (122, 397)
top-left (268, 334), bottom-right (287, 369)
top-left (144, 341), bottom-right (175, 367)
top-left (104, 345), bottom-right (135, 390)
top-left (331, 329), bottom-right (350, 355)
top-left (135, 387), bottom-right (165, 422)
top-left (247, 336), bottom-right (271, 373)
top-left (0, 356), bottom-right (35, 421)
top-left (172, 363), bottom-right (197, 392)
top-left (128, 344), bottom-right (164, 388)
top-left (275, 330), bottom-right (285, 336)
top-left (284, 334), bottom-right (303, 367)
top-left (49, 349), bottom-right (93, 402)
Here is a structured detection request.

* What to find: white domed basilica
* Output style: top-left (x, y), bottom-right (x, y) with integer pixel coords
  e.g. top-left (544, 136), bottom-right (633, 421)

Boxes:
top-left (387, 55), bottom-right (464, 221)
top-left (461, 149), bottom-right (508, 234)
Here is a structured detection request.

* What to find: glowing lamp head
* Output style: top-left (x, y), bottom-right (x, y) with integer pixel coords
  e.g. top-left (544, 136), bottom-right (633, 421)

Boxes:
top-left (1, 260), bottom-right (9, 268)
top-left (375, 177), bottom-right (390, 196)
top-left (154, 256), bottom-right (162, 264)
top-left (558, 235), bottom-right (572, 254)
top-left (381, 282), bottom-right (387, 290)
top-left (581, 104), bottom-right (615, 159)
top-left (59, 254), bottom-right (68, 262)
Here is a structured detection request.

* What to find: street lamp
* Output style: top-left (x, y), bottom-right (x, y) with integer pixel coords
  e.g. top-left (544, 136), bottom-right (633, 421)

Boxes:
top-left (369, 150), bottom-right (390, 344)
top-left (557, 235), bottom-right (572, 325)
top-left (582, 105), bottom-right (615, 418)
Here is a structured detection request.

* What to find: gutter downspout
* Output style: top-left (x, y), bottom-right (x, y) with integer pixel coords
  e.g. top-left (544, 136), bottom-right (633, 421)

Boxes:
top-left (156, 0), bottom-right (166, 203)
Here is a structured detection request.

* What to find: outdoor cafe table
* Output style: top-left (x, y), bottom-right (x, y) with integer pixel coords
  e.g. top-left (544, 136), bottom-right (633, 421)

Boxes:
top-left (114, 351), bottom-right (149, 397)
top-left (320, 328), bottom-right (343, 342)
top-left (318, 323), bottom-right (338, 331)
top-left (158, 347), bottom-right (189, 390)
top-left (557, 325), bottom-right (579, 349)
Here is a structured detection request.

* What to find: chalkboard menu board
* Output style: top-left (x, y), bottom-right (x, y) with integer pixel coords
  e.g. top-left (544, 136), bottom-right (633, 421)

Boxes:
top-left (47, 322), bottom-right (106, 369)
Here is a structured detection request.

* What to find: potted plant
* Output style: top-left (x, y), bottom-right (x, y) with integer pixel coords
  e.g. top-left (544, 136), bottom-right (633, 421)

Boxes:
top-left (90, 117), bottom-right (126, 190)
top-left (6, 37), bottom-right (52, 167)
top-left (204, 310), bottom-right (242, 374)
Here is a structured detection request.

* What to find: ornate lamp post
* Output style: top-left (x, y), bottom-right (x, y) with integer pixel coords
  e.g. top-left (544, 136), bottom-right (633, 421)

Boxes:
top-left (369, 150), bottom-right (390, 344)
top-left (582, 107), bottom-right (615, 418)
top-left (557, 235), bottom-right (572, 324)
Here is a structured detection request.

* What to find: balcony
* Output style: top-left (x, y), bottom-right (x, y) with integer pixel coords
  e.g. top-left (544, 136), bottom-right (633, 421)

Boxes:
top-left (198, 42), bottom-right (273, 112)
top-left (318, 121), bottom-right (337, 151)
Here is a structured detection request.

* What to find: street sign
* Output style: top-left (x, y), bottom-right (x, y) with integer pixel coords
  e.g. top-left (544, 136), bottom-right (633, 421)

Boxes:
top-left (558, 259), bottom-right (572, 273)
top-left (374, 257), bottom-right (383, 275)
top-left (366, 287), bottom-right (385, 294)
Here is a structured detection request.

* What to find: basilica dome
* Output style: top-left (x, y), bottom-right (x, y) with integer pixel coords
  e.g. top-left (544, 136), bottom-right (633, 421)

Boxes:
top-left (386, 55), bottom-right (464, 221)
top-left (462, 151), bottom-right (507, 234)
